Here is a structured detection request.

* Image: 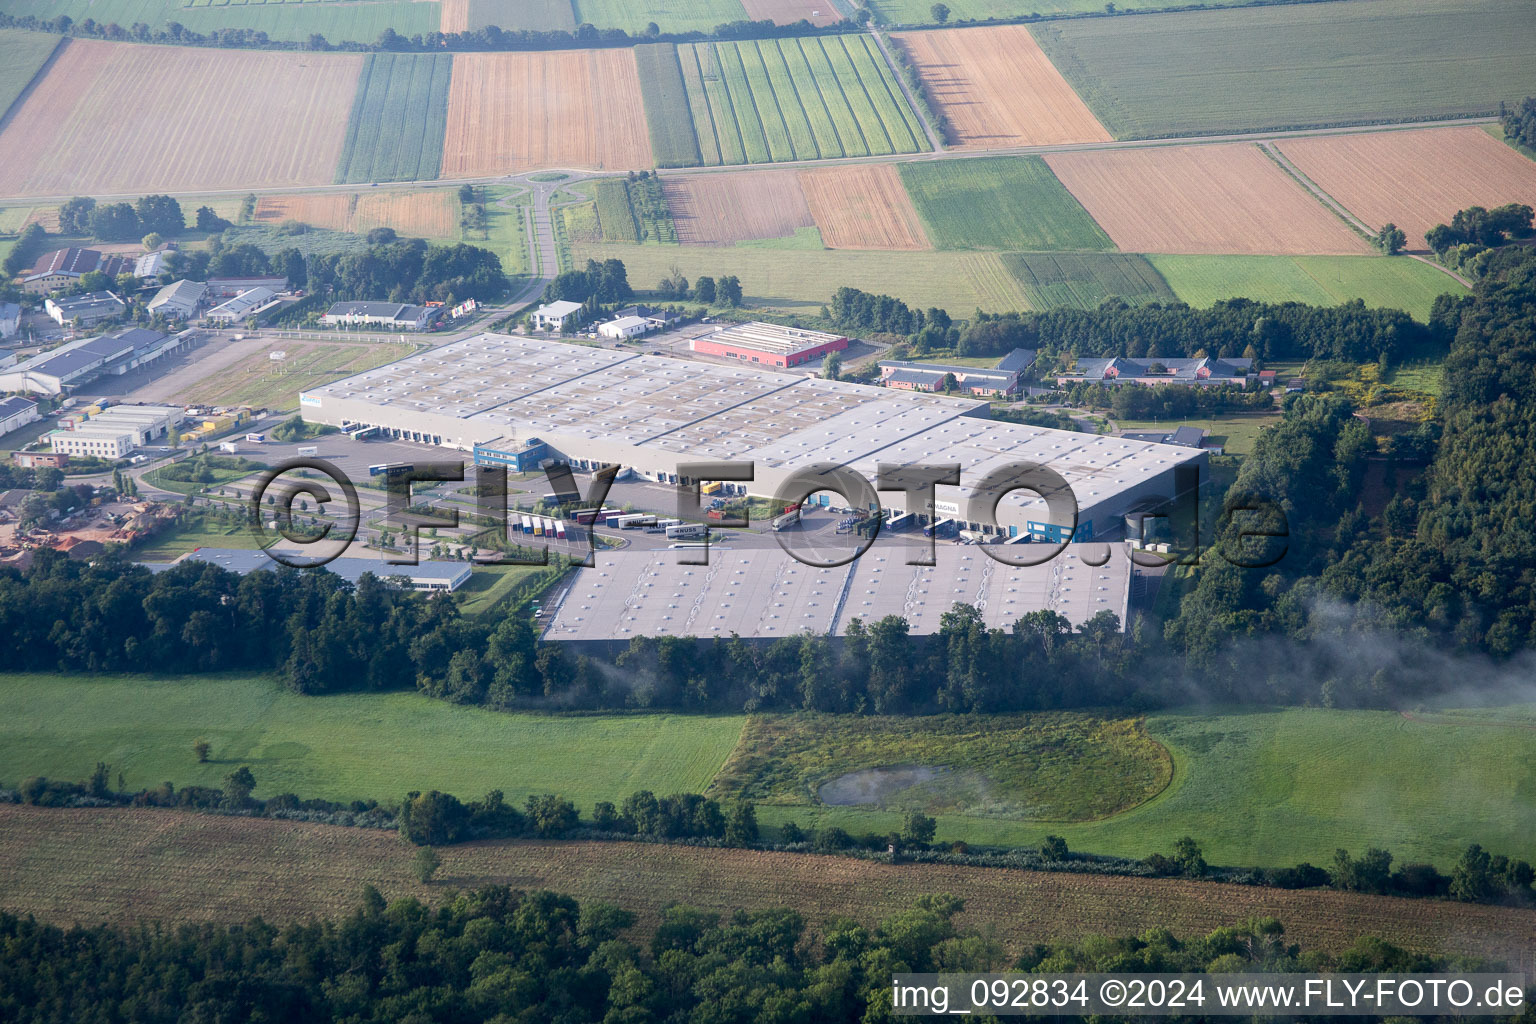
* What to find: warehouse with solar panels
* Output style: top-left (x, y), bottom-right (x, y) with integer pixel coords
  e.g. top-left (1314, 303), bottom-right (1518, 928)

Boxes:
top-left (301, 334), bottom-right (1205, 544)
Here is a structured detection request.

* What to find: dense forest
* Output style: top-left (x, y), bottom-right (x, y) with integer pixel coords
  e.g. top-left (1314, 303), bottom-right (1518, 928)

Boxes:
top-left (0, 886), bottom-right (1518, 1024)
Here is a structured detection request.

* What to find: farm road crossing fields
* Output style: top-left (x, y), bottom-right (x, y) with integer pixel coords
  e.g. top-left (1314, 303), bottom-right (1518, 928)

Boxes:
top-left (892, 25), bottom-right (1110, 148)
top-left (0, 40), bottom-right (360, 196)
top-left (1278, 126), bottom-right (1536, 250)
top-left (1046, 144), bottom-right (1370, 255)
top-left (1031, 0), bottom-right (1536, 138)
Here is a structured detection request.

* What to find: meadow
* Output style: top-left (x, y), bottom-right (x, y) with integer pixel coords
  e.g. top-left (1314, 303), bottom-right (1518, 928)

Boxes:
top-left (677, 35), bottom-right (924, 165)
top-left (335, 53), bottom-right (452, 184)
top-left (0, 0), bottom-right (440, 43)
top-left (167, 341), bottom-right (417, 412)
top-left (753, 706), bottom-right (1536, 868)
top-left (571, 0), bottom-right (747, 34)
top-left (710, 713), bottom-right (1171, 820)
top-left (898, 156), bottom-right (1112, 251)
top-left (0, 673), bottom-right (746, 810)
top-left (1031, 0), bottom-right (1536, 138)
top-left (572, 239), bottom-right (1034, 312)
top-left (6, 808), bottom-right (1535, 970)
top-left (1000, 252), bottom-right (1176, 308)
top-left (0, 29), bottom-right (58, 118)
top-left (1149, 254), bottom-right (1464, 322)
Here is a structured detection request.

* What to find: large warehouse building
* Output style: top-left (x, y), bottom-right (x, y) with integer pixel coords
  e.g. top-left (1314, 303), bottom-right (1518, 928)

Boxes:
top-left (300, 334), bottom-right (1205, 543)
top-left (690, 321), bottom-right (848, 369)
top-left (541, 544), bottom-right (1130, 644)
top-left (0, 327), bottom-right (190, 396)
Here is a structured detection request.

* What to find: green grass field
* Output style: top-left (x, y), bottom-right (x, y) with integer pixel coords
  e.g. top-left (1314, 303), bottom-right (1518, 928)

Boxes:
top-left (899, 157), bottom-right (1112, 251)
top-left (866, 0), bottom-right (1295, 27)
top-left (635, 42), bottom-right (704, 168)
top-left (1114, 413), bottom-right (1278, 456)
top-left (573, 240), bottom-right (1034, 312)
top-left (680, 35), bottom-right (923, 165)
top-left (1001, 252), bottom-right (1174, 308)
top-left (0, 0), bottom-right (440, 44)
top-left (335, 53), bottom-right (452, 184)
top-left (1031, 0), bottom-right (1536, 139)
top-left (465, 0), bottom-right (575, 31)
top-left (132, 518), bottom-right (267, 562)
top-left (571, 0), bottom-right (746, 33)
top-left (1150, 255), bottom-right (1464, 322)
top-left (711, 713), bottom-right (1170, 820)
top-left (0, 29), bottom-right (58, 119)
top-left (0, 674), bottom-right (747, 810)
top-left (169, 342), bottom-right (418, 412)
top-left (754, 706), bottom-right (1536, 867)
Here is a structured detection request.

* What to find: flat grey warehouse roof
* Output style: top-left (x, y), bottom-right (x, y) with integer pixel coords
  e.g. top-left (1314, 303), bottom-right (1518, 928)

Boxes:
top-left (302, 335), bottom-right (1201, 518)
top-left (541, 544), bottom-right (1132, 642)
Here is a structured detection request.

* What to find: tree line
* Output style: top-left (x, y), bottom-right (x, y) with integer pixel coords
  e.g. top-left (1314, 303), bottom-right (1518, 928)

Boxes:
top-left (6, 885), bottom-right (1491, 1024)
top-left (1425, 202), bottom-right (1534, 279)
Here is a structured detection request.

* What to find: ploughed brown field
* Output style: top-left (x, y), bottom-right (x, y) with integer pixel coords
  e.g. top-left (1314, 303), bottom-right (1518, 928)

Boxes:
top-left (799, 164), bottom-right (930, 250)
top-left (254, 191), bottom-right (460, 239)
top-left (440, 50), bottom-right (652, 176)
top-left (740, 0), bottom-right (842, 26)
top-left (890, 25), bottom-right (1111, 149)
top-left (663, 169), bottom-right (812, 244)
top-left (1046, 143), bottom-right (1369, 255)
top-left (3, 806), bottom-right (1533, 973)
top-left (0, 40), bottom-right (360, 197)
top-left (439, 0), bottom-right (470, 33)
top-left (1278, 126), bottom-right (1536, 251)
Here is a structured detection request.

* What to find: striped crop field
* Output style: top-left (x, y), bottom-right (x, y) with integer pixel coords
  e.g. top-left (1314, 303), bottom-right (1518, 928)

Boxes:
top-left (899, 156), bottom-right (1113, 252)
top-left (634, 43), bottom-right (703, 168)
top-left (0, 30), bottom-right (60, 121)
top-left (336, 53), bottom-right (452, 184)
top-left (999, 253), bottom-right (1177, 309)
top-left (676, 35), bottom-right (923, 166)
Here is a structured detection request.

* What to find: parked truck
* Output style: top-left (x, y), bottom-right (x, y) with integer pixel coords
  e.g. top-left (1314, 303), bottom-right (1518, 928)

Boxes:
top-left (666, 523), bottom-right (707, 540)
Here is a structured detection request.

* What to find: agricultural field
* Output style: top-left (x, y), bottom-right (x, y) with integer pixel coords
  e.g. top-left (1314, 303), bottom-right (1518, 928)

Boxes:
top-left (168, 342), bottom-right (418, 412)
top-left (740, 0), bottom-right (840, 26)
top-left (254, 190), bottom-right (460, 240)
top-left (1000, 252), bottom-right (1176, 309)
top-left (570, 0), bottom-right (747, 34)
top-left (1278, 126), bottom-right (1536, 251)
top-left (573, 239), bottom-right (1032, 311)
top-left (754, 705), bottom-right (1536, 867)
top-left (710, 713), bottom-right (1171, 820)
top-left (663, 169), bottom-right (812, 244)
top-left (634, 43), bottom-right (704, 168)
top-left (335, 53), bottom-right (452, 184)
top-left (454, 0), bottom-right (576, 31)
top-left (1045, 144), bottom-right (1368, 256)
top-left (898, 156), bottom-right (1111, 251)
top-left (440, 50), bottom-right (652, 176)
top-left (0, 0), bottom-right (440, 43)
top-left (1031, 0), bottom-right (1536, 139)
top-left (0, 40), bottom-right (359, 196)
top-left (892, 25), bottom-right (1109, 148)
top-left (0, 29), bottom-right (59, 119)
top-left (0, 673), bottom-right (745, 810)
top-left (1150, 254), bottom-right (1464, 322)
top-left (866, 0), bottom-right (1299, 25)
top-left (676, 35), bottom-right (925, 166)
top-left (799, 163), bottom-right (929, 250)
top-left (6, 809), bottom-right (1535, 970)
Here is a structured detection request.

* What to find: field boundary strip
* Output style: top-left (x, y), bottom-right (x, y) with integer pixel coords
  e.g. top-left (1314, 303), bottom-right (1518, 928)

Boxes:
top-left (0, 32), bottom-right (65, 134)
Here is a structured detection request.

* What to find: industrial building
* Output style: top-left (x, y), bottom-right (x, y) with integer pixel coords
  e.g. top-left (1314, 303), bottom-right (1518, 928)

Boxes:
top-left (147, 279), bottom-right (207, 320)
top-left (529, 300), bottom-right (583, 331)
top-left (0, 327), bottom-right (189, 396)
top-left (1058, 356), bottom-right (1253, 386)
top-left (206, 286), bottom-right (282, 325)
top-left (321, 301), bottom-right (438, 331)
top-left (46, 403), bottom-right (182, 458)
top-left (146, 547), bottom-right (473, 592)
top-left (690, 321), bottom-right (848, 369)
top-left (0, 301), bottom-right (20, 339)
top-left (133, 250), bottom-right (169, 280)
top-left (45, 291), bottom-right (126, 326)
top-left (19, 248), bottom-right (131, 294)
top-left (879, 348), bottom-right (1035, 397)
top-left (205, 276), bottom-right (287, 299)
top-left (598, 315), bottom-right (649, 340)
top-left (0, 395), bottom-right (41, 435)
top-left (301, 334), bottom-right (1205, 544)
top-left (542, 544), bottom-right (1131, 643)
